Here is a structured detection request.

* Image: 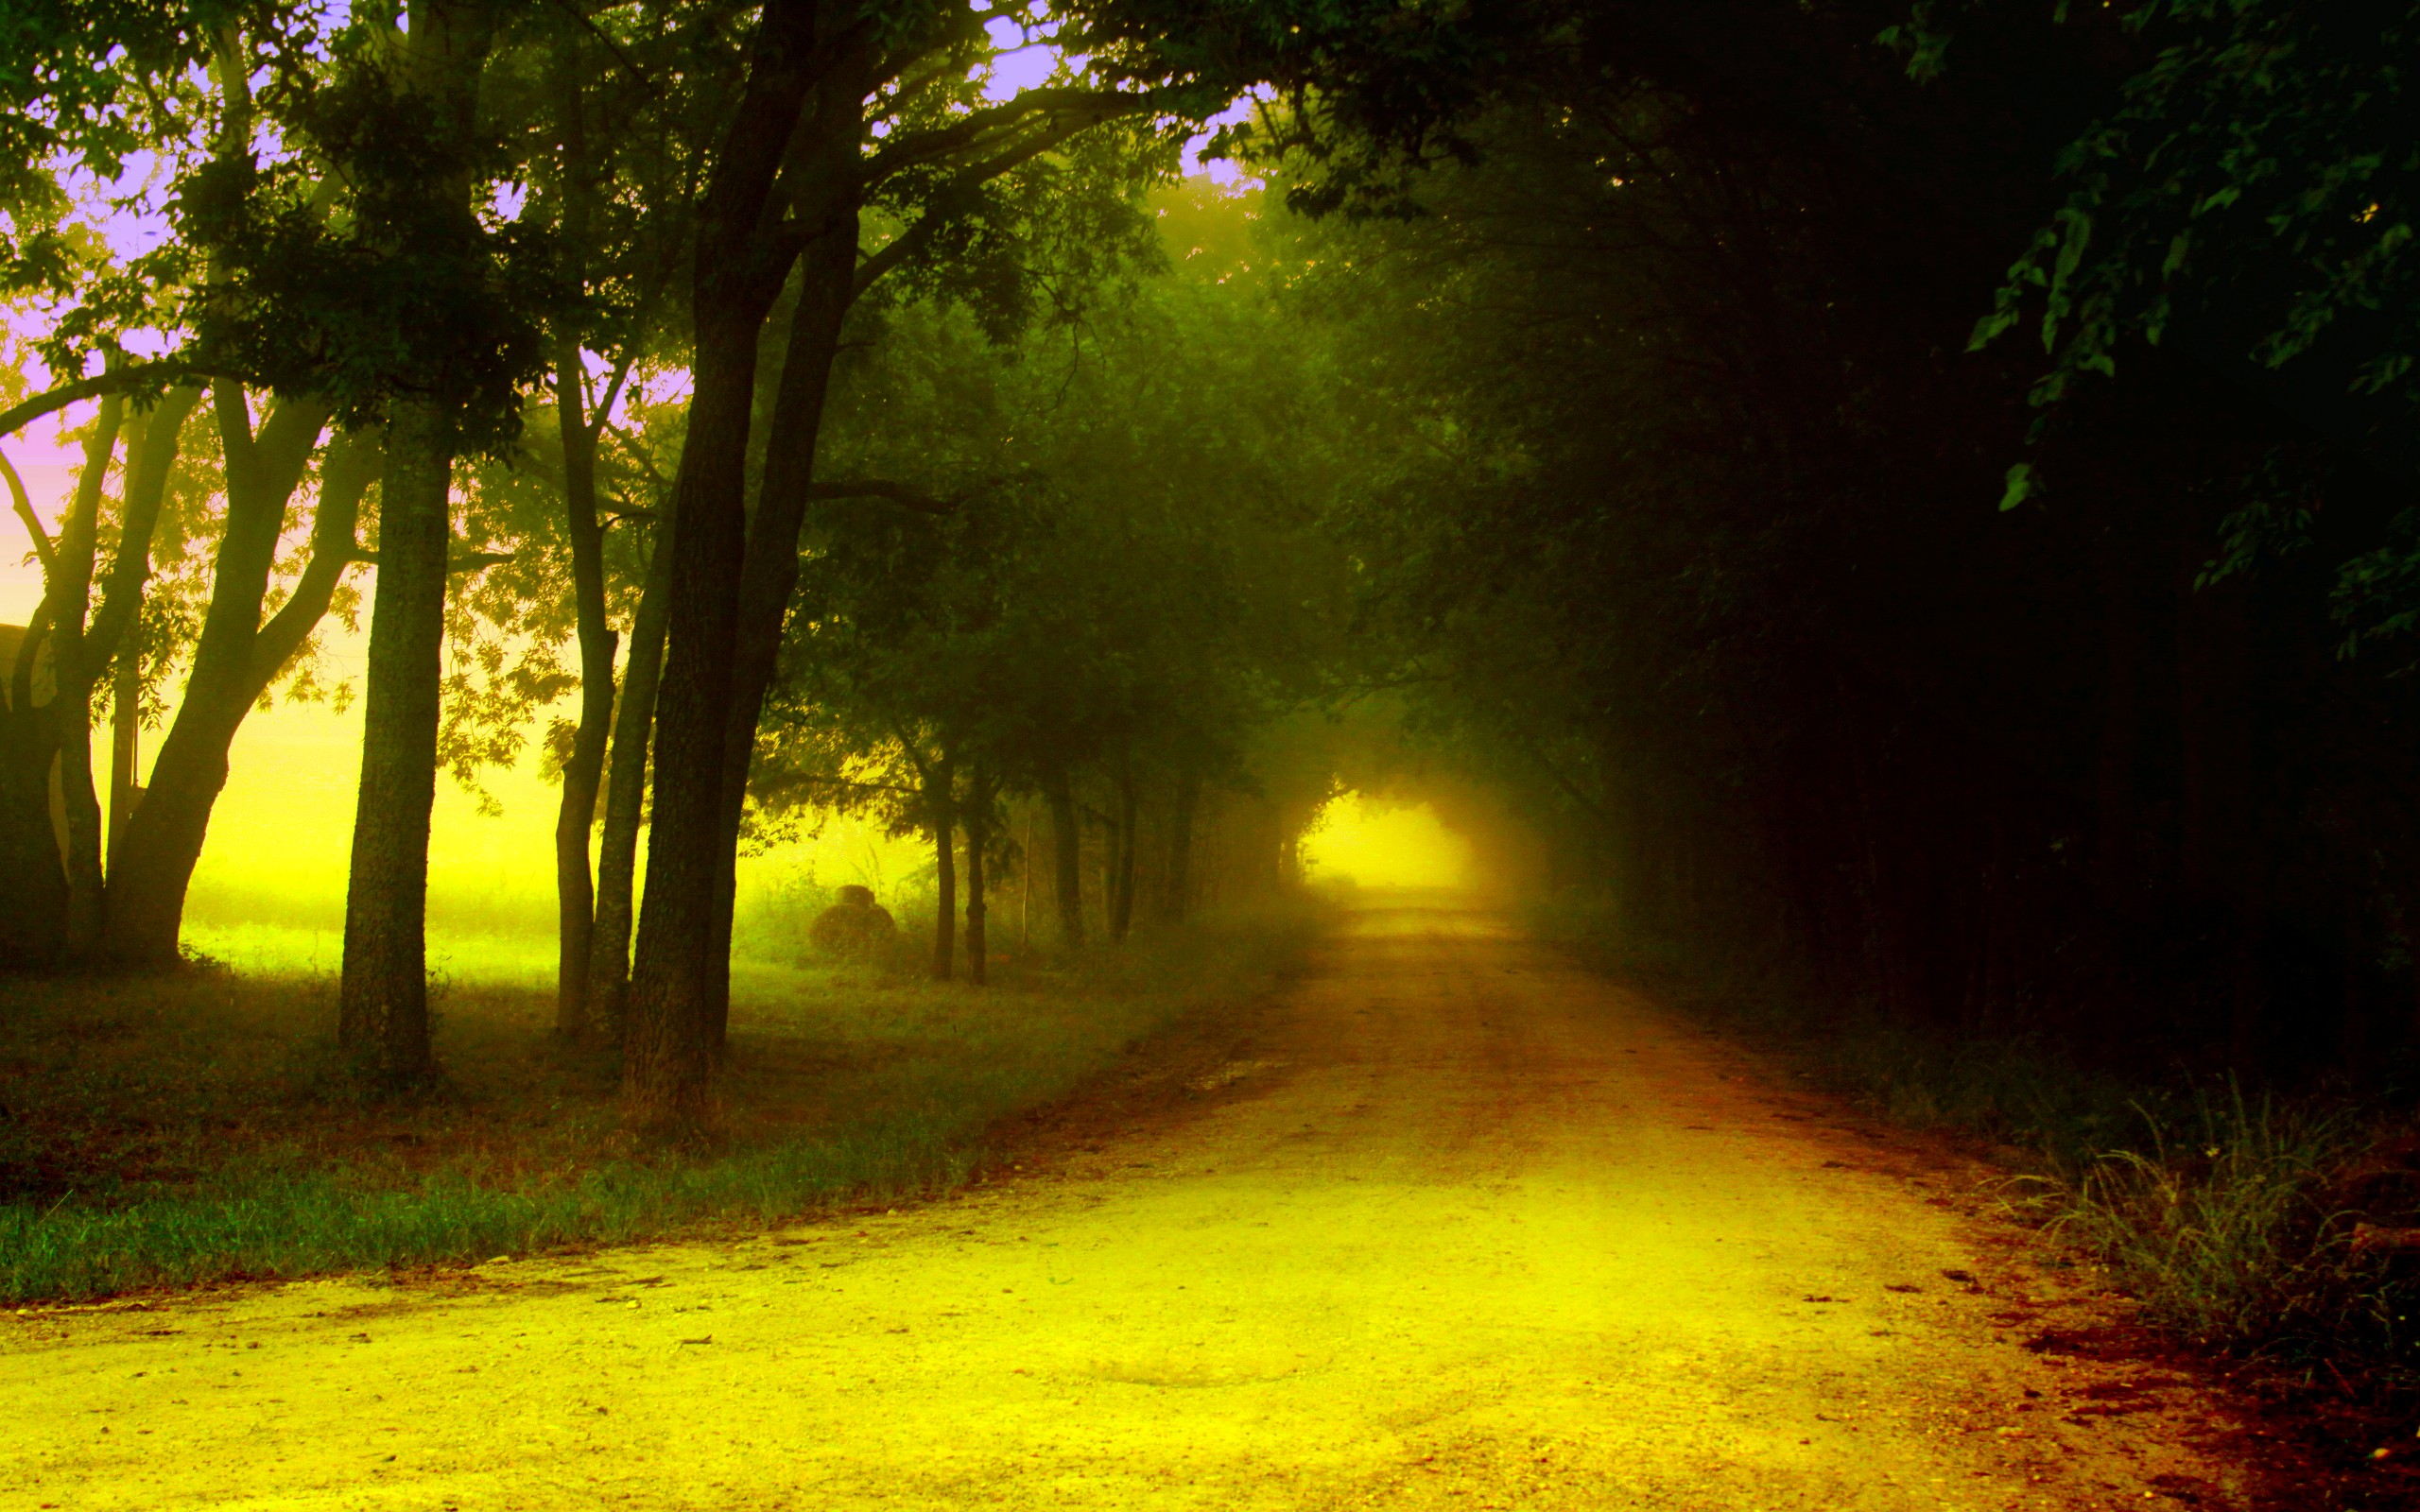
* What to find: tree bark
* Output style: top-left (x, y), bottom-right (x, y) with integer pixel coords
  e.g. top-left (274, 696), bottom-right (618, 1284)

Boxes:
top-left (702, 200), bottom-right (863, 1053)
top-left (328, 6), bottom-right (492, 1059)
top-left (92, 387), bottom-right (199, 889)
top-left (99, 410), bottom-right (364, 965)
top-left (51, 397), bottom-right (126, 955)
top-left (929, 752), bottom-right (957, 981)
top-left (553, 342), bottom-right (617, 1040)
top-left (340, 400), bottom-right (453, 1078)
top-left (108, 635), bottom-right (140, 874)
top-left (623, 0), bottom-right (827, 1129)
top-left (964, 763), bottom-right (991, 986)
top-left (1044, 761), bottom-right (1084, 948)
top-left (624, 331), bottom-right (758, 1119)
top-left (588, 503), bottom-right (673, 1041)
top-left (40, 382), bottom-right (194, 960)
top-left (1162, 764), bottom-right (1199, 924)
top-left (1110, 746), bottom-right (1137, 943)
top-left (0, 597), bottom-right (66, 969)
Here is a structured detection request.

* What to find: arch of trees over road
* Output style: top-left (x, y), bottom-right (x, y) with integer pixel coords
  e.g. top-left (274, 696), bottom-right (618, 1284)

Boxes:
top-left (3, 0), bottom-right (2418, 1128)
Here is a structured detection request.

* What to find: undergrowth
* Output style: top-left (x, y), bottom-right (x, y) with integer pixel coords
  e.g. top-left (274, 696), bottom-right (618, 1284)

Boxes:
top-left (1533, 893), bottom-right (2420, 1381)
top-left (0, 902), bottom-right (1319, 1304)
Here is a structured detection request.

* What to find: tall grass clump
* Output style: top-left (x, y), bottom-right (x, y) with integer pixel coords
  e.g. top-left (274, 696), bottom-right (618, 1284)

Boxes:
top-left (2014, 1086), bottom-right (2411, 1360)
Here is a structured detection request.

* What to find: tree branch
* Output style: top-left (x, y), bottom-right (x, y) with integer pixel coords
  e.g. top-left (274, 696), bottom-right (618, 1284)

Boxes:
top-left (251, 429), bottom-right (381, 692)
top-left (83, 386), bottom-right (205, 673)
top-left (852, 112), bottom-right (1130, 300)
top-left (0, 363), bottom-right (186, 439)
top-left (0, 445), bottom-right (55, 574)
top-left (855, 87), bottom-right (1151, 188)
top-left (10, 595), bottom-right (53, 713)
top-left (601, 421), bottom-right (670, 488)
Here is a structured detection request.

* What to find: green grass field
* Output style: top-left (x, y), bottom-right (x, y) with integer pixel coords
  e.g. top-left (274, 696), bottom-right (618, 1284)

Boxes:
top-left (0, 905), bottom-right (1320, 1303)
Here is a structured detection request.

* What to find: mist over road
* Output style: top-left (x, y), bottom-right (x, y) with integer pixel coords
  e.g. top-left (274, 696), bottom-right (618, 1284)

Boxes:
top-left (4, 899), bottom-right (2256, 1509)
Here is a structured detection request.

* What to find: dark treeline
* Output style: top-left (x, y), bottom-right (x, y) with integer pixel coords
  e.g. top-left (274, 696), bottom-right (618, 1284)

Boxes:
top-left (1288, 2), bottom-right (2420, 1090)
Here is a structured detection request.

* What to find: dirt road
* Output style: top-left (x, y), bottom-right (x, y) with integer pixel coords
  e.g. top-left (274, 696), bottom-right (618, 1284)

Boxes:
top-left (4, 899), bottom-right (2273, 1509)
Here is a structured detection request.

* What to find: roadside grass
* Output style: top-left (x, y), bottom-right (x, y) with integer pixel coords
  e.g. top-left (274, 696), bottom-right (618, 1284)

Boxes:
top-left (0, 903), bottom-right (1319, 1303)
top-left (2007, 1087), bottom-right (2411, 1354)
top-left (1531, 894), bottom-right (2420, 1379)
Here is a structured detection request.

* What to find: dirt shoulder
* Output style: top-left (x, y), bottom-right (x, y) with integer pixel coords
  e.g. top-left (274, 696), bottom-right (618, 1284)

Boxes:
top-left (0, 897), bottom-right (2353, 1510)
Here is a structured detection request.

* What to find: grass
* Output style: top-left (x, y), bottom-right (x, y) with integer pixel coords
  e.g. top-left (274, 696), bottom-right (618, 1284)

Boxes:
top-left (2010, 1086), bottom-right (2396, 1353)
top-left (0, 903), bottom-right (1320, 1304)
top-left (1530, 892), bottom-right (2420, 1380)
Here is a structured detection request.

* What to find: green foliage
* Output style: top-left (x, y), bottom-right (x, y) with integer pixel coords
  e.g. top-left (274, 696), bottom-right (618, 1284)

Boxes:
top-left (764, 181), bottom-right (1349, 835)
top-left (177, 9), bottom-right (562, 449)
top-left (1063, 0), bottom-right (1565, 216)
top-left (0, 0), bottom-right (217, 366)
top-left (1955, 0), bottom-right (2420, 643)
top-left (1973, 1), bottom-right (2420, 404)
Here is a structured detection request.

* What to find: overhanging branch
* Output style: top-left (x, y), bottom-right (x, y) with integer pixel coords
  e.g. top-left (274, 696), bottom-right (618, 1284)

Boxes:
top-left (855, 87), bottom-right (1153, 187)
top-left (0, 362), bottom-right (190, 439)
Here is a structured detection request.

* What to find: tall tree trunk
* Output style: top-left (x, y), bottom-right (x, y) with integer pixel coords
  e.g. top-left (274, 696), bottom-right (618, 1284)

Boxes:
top-left (1044, 761), bottom-right (1084, 948)
top-left (100, 390), bottom-right (203, 841)
top-left (623, 0), bottom-right (825, 1129)
top-left (702, 191), bottom-right (864, 1056)
top-left (44, 381), bottom-right (192, 959)
top-left (108, 635), bottom-right (140, 874)
top-left (553, 343), bottom-right (617, 1040)
top-left (52, 397), bottom-right (126, 955)
top-left (100, 410), bottom-right (361, 965)
top-left (964, 763), bottom-right (991, 986)
top-left (1162, 765), bottom-right (1199, 925)
top-left (929, 753), bottom-right (957, 981)
top-left (589, 506), bottom-right (673, 1040)
top-left (0, 683), bottom-right (62, 967)
top-left (340, 402), bottom-right (454, 1078)
top-left (625, 331), bottom-right (761, 1121)
top-left (1110, 747), bottom-right (1137, 943)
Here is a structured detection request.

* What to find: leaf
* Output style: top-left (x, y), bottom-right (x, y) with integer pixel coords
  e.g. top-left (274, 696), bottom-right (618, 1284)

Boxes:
top-left (1999, 463), bottom-right (2035, 513)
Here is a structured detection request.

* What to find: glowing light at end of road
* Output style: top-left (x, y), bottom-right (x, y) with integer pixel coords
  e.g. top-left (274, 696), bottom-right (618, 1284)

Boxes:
top-left (1300, 795), bottom-right (1473, 890)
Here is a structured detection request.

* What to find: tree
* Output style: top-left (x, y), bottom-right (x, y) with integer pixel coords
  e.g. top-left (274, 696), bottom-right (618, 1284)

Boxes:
top-left (97, 394), bottom-right (375, 966)
top-left (621, 2), bottom-right (1182, 1123)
